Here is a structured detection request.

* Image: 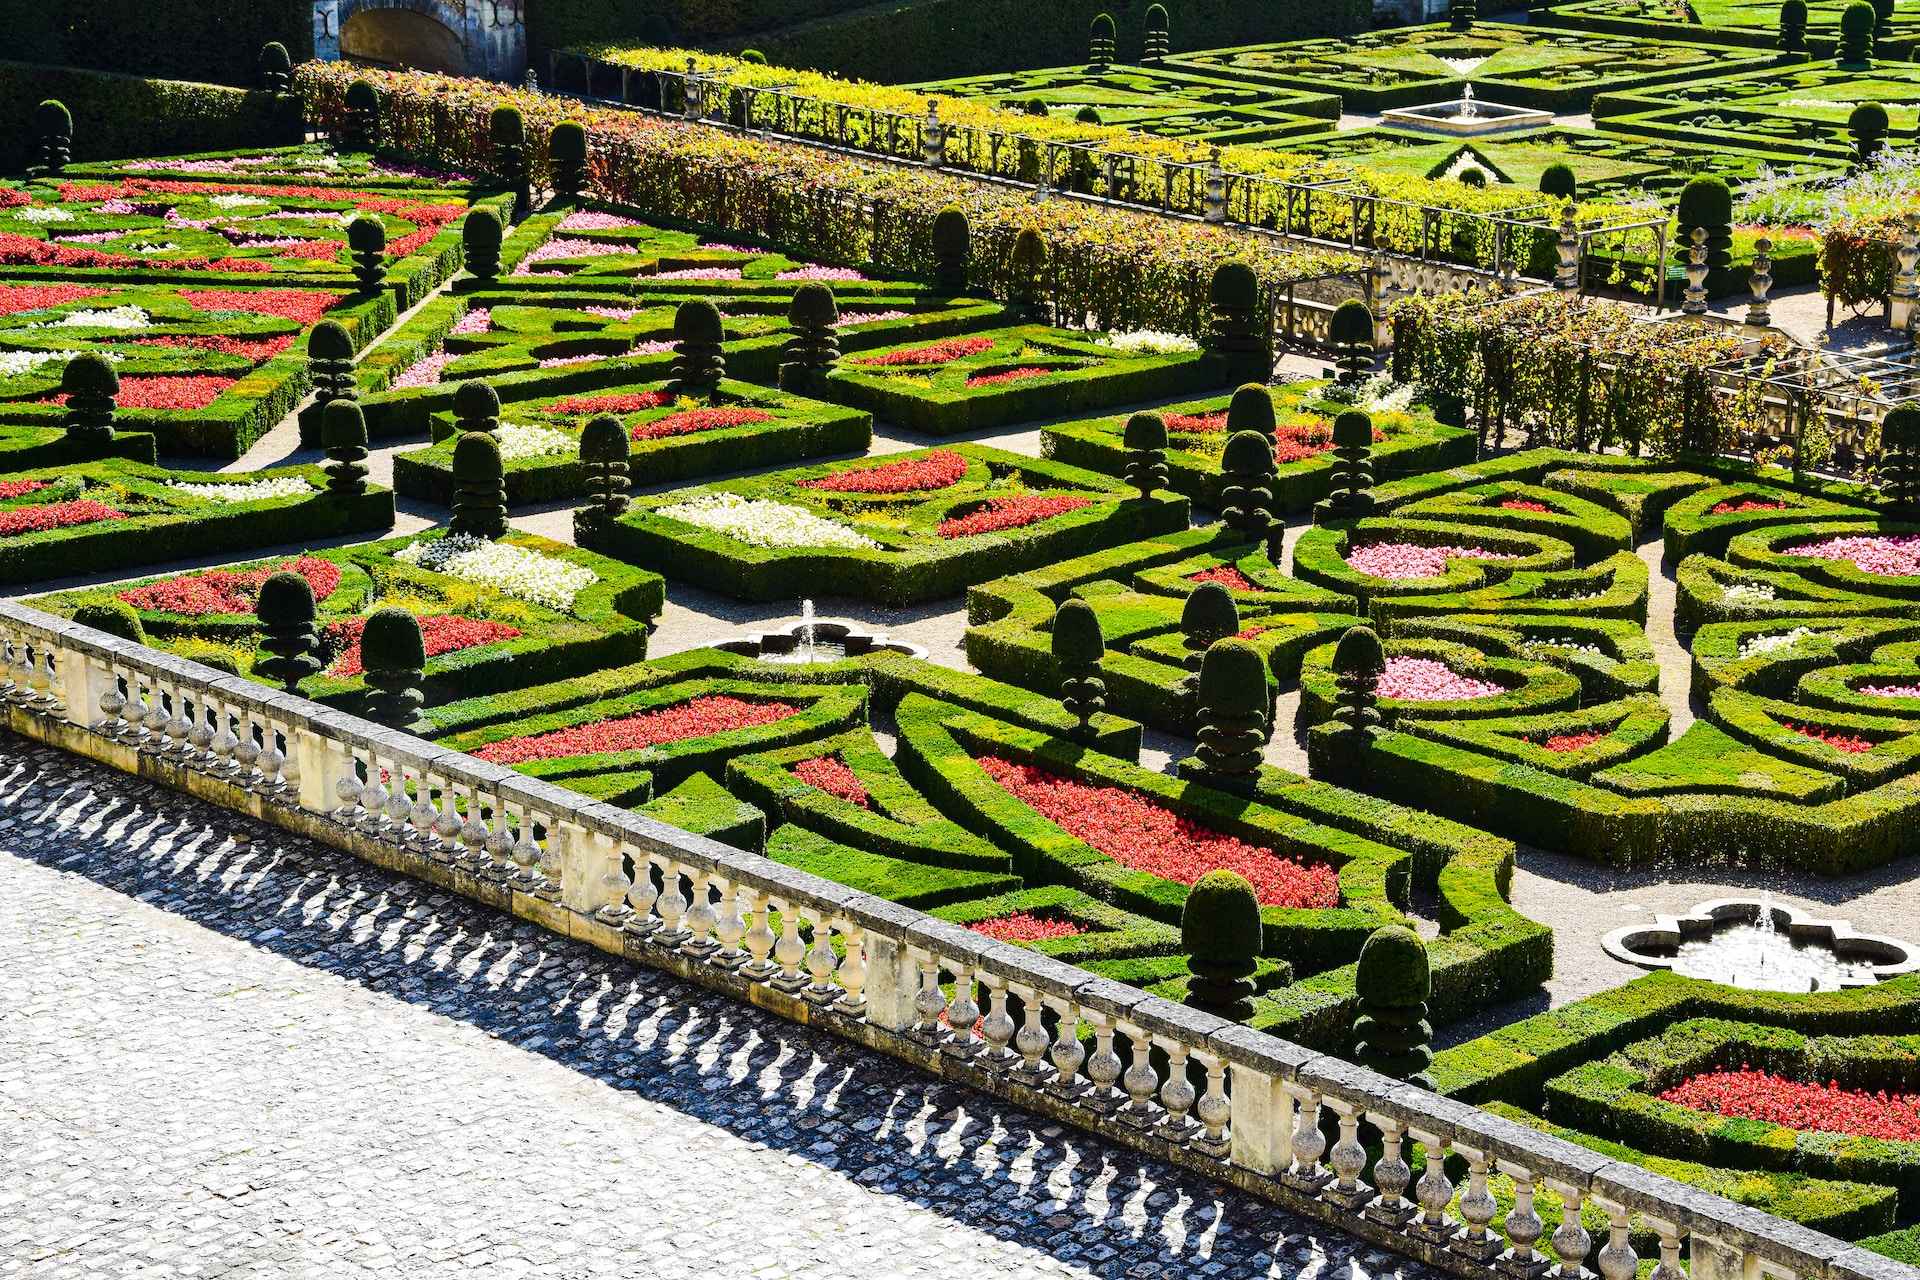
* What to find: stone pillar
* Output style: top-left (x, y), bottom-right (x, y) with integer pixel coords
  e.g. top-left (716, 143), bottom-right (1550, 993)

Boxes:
top-left (1889, 214), bottom-right (1920, 333)
top-left (1203, 149), bottom-right (1227, 224)
top-left (1682, 227), bottom-right (1710, 316)
top-left (1226, 1063), bottom-right (1291, 1176)
top-left (921, 102), bottom-right (945, 168)
top-left (1555, 207), bottom-right (1580, 290)
top-left (1745, 236), bottom-right (1773, 328)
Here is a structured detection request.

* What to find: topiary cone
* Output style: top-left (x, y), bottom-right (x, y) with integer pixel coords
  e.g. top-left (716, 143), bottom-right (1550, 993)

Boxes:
top-left (360, 607), bottom-right (428, 730)
top-left (579, 414), bottom-right (631, 519)
top-left (1219, 429), bottom-right (1274, 539)
top-left (1181, 869), bottom-right (1261, 1020)
top-left (1195, 637), bottom-right (1269, 780)
top-left (1353, 924), bottom-right (1434, 1086)
top-left (1051, 597), bottom-right (1107, 739)
top-left (1226, 383), bottom-right (1277, 439)
top-left (347, 216), bottom-right (387, 292)
top-left (452, 379), bottom-right (501, 434)
top-left (671, 299), bottom-right (727, 387)
top-left (60, 353), bottom-right (118, 446)
top-left (1182, 582), bottom-right (1240, 667)
top-left (322, 400), bottom-right (370, 497)
top-left (463, 207), bottom-right (504, 280)
top-left (932, 206), bottom-right (970, 294)
top-left (1208, 261), bottom-right (1264, 358)
top-left (1539, 162), bottom-right (1576, 201)
top-left (1122, 411), bottom-right (1169, 499)
top-left (255, 571), bottom-right (320, 692)
top-left (450, 430), bottom-right (509, 540)
top-left (549, 121), bottom-right (589, 201)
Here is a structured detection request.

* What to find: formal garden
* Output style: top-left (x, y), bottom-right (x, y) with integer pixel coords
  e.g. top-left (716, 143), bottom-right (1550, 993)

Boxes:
top-left (8, 0), bottom-right (1920, 1271)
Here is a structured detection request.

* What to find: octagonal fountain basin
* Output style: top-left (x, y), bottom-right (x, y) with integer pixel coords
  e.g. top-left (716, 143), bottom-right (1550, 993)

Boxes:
top-left (1381, 87), bottom-right (1552, 136)
top-left (717, 613), bottom-right (926, 666)
top-left (1603, 897), bottom-right (1920, 993)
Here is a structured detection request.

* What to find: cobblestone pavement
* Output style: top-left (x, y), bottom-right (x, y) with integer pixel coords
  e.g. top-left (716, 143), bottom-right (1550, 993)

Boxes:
top-left (0, 735), bottom-right (1438, 1280)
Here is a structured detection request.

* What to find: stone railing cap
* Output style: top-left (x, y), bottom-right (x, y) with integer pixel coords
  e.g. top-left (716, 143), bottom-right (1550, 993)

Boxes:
top-left (1204, 1021), bottom-right (1318, 1075)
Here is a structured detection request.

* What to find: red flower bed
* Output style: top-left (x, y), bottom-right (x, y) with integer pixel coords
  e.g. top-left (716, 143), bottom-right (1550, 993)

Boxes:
top-left (95, 376), bottom-right (237, 411)
top-left (1541, 731), bottom-right (1604, 753)
top-left (1789, 723), bottom-right (1875, 753)
top-left (118, 556), bottom-right (343, 616)
top-left (0, 284), bottom-right (108, 316)
top-left (1712, 499), bottom-right (1789, 516)
top-left (134, 334), bottom-right (296, 363)
top-left (976, 754), bottom-right (1340, 908)
top-left (936, 495), bottom-right (1091, 539)
top-left (966, 366), bottom-right (1056, 388)
top-left (0, 479), bottom-right (48, 499)
top-left (802, 449), bottom-right (968, 494)
top-left (544, 390), bottom-right (671, 416)
top-left (324, 614), bottom-right (523, 677)
top-left (273, 240), bottom-right (347, 261)
top-left (792, 755), bottom-right (870, 807)
top-left (1661, 1069), bottom-right (1920, 1142)
top-left (630, 406), bottom-right (774, 441)
top-left (851, 336), bottom-right (994, 367)
top-left (0, 499), bottom-right (125, 537)
top-left (969, 912), bottom-right (1089, 943)
top-left (0, 189), bottom-right (28, 210)
top-left (1501, 499), bottom-right (1552, 514)
top-left (1236, 625), bottom-right (1271, 640)
top-left (1188, 565), bottom-right (1255, 591)
top-left (179, 289), bottom-right (345, 325)
top-left (0, 234), bottom-right (271, 274)
top-left (476, 695), bottom-right (800, 766)
top-left (1165, 411), bottom-right (1228, 434)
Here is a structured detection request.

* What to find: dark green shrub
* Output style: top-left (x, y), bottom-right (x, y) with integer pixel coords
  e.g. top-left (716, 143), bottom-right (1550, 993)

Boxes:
top-left (580, 415), bottom-right (631, 520)
top-left (72, 600), bottom-right (143, 644)
top-left (1882, 406), bottom-right (1920, 517)
top-left (1088, 12), bottom-right (1116, 64)
top-left (257, 42), bottom-right (292, 93)
top-left (322, 400), bottom-right (370, 497)
top-left (1025, 97), bottom-right (1049, 116)
top-left (1122, 412), bottom-right (1169, 499)
top-left (671, 300), bottom-right (726, 388)
top-left (1331, 623), bottom-right (1385, 737)
top-left (33, 98), bottom-right (72, 175)
top-left (1074, 105), bottom-right (1102, 125)
top-left (1194, 637), bottom-right (1268, 781)
top-left (1143, 2), bottom-right (1170, 61)
top-left (1458, 166), bottom-right (1488, 188)
top-left (450, 431), bottom-right (509, 540)
top-left (1051, 597), bottom-right (1106, 739)
top-left (1181, 869), bottom-right (1260, 1020)
top-left (1539, 162), bottom-right (1576, 201)
top-left (1780, 0), bottom-right (1808, 51)
top-left (453, 380), bottom-right (501, 435)
top-left (489, 104), bottom-right (530, 218)
top-left (342, 78), bottom-right (379, 149)
top-left (307, 320), bottom-right (355, 411)
top-left (1674, 177), bottom-right (1733, 281)
top-left (1330, 300), bottom-right (1375, 386)
top-left (741, 49), bottom-right (768, 64)
top-left (346, 216), bottom-right (387, 293)
top-left (1208, 261), bottom-right (1264, 358)
top-left (1876, 0), bottom-right (1895, 36)
top-left (1009, 228), bottom-right (1050, 322)
top-left (254, 571), bottom-right (319, 692)
top-left (1851, 102), bottom-right (1890, 168)
top-left (360, 608), bottom-right (427, 730)
top-left (1219, 430), bottom-right (1274, 540)
top-left (1227, 382), bottom-right (1276, 439)
top-left (780, 283), bottom-right (839, 392)
top-left (463, 206), bottom-right (503, 280)
top-left (1326, 410), bottom-right (1376, 516)
top-left (1182, 582), bottom-right (1240, 670)
top-left (1354, 924), bottom-right (1434, 1086)
top-left (1450, 0), bottom-right (1478, 28)
top-left (932, 205), bottom-right (970, 293)
top-left (550, 121), bottom-right (588, 201)
top-left (1840, 1), bottom-right (1875, 65)
top-left (60, 353), bottom-right (117, 446)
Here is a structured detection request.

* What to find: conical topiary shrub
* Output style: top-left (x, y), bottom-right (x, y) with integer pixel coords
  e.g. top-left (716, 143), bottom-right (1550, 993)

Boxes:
top-left (1330, 300), bottom-right (1375, 386)
top-left (360, 607), bottom-right (428, 730)
top-left (1009, 228), bottom-right (1050, 323)
top-left (1674, 177), bottom-right (1733, 285)
top-left (255, 571), bottom-right (320, 692)
top-left (1051, 598), bottom-right (1106, 740)
top-left (1840, 0), bottom-right (1875, 66)
top-left (1325, 410), bottom-right (1377, 517)
top-left (343, 79), bottom-right (380, 148)
top-left (1208, 261), bottom-right (1264, 358)
top-left (1331, 623), bottom-right (1385, 742)
top-left (1780, 0), bottom-right (1808, 51)
top-left (1353, 924), bottom-right (1434, 1088)
top-left (453, 379), bottom-right (501, 435)
top-left (308, 320), bottom-right (356, 412)
top-left (1088, 12), bottom-right (1117, 64)
top-left (932, 206), bottom-right (970, 294)
top-left (1450, 0), bottom-right (1478, 29)
top-left (1851, 102), bottom-right (1890, 169)
top-left (490, 105), bottom-right (530, 219)
top-left (1181, 869), bottom-right (1261, 1020)
top-left (32, 99), bottom-right (71, 176)
top-left (1219, 430), bottom-right (1274, 541)
top-left (1881, 405), bottom-right (1920, 517)
top-left (1182, 583), bottom-right (1240, 671)
top-left (671, 300), bottom-right (726, 388)
top-left (322, 399), bottom-right (370, 497)
top-left (780, 283), bottom-right (840, 392)
top-left (450, 431), bottom-right (509, 540)
top-left (347, 216), bottom-right (387, 293)
top-left (1227, 382), bottom-right (1277, 440)
top-left (1538, 162), bottom-right (1576, 201)
top-left (463, 206), bottom-right (503, 280)
top-left (580, 414), bottom-right (632, 520)
top-left (1122, 412), bottom-right (1168, 499)
top-left (72, 600), bottom-right (144, 644)
top-left (60, 353), bottom-right (118, 446)
top-left (1194, 637), bottom-right (1268, 783)
top-left (1143, 2), bottom-right (1171, 61)
top-left (1876, 0), bottom-right (1896, 38)
top-left (550, 121), bottom-right (588, 202)
top-left (258, 41), bottom-right (293, 92)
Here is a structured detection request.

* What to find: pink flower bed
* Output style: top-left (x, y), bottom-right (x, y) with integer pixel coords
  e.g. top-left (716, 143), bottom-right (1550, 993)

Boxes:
top-left (976, 754), bottom-right (1339, 908)
top-left (1188, 566), bottom-right (1255, 591)
top-left (475, 695), bottom-right (800, 765)
top-left (1787, 534), bottom-right (1920, 577)
top-left (0, 479), bottom-right (48, 499)
top-left (118, 556), bottom-right (342, 616)
top-left (450, 307), bottom-right (492, 335)
top-left (325, 615), bottom-right (523, 678)
top-left (1166, 411), bottom-right (1228, 434)
top-left (0, 499), bottom-right (125, 537)
top-left (584, 305), bottom-right (644, 322)
top-left (1501, 499), bottom-right (1551, 514)
top-left (0, 284), bottom-right (108, 315)
top-left (630, 406), bottom-right (774, 441)
top-left (391, 349), bottom-right (455, 388)
top-left (558, 210), bottom-right (643, 231)
top-left (538, 354), bottom-right (598, 367)
top-left (1862, 682), bottom-right (1920, 699)
top-left (628, 339), bottom-right (674, 356)
top-left (792, 755), bottom-right (869, 807)
top-left (777, 265), bottom-right (867, 281)
top-left (650, 266), bottom-right (743, 281)
top-left (1660, 1069), bottom-right (1920, 1142)
top-left (836, 310), bottom-right (909, 327)
top-left (969, 913), bottom-right (1089, 943)
top-left (802, 449), bottom-right (968, 494)
top-left (936, 495), bottom-right (1091, 539)
top-left (1789, 723), bottom-right (1875, 753)
top-left (966, 366), bottom-right (1055, 388)
top-left (1376, 657), bottom-right (1505, 702)
top-left (544, 391), bottom-right (672, 416)
top-left (516, 237), bottom-right (631, 274)
top-left (1346, 542), bottom-right (1516, 580)
top-left (1541, 731), bottom-right (1603, 752)
top-left (852, 336), bottom-right (994, 368)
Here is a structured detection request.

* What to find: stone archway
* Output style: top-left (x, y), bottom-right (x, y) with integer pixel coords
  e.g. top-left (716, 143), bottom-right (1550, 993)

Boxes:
top-left (314, 0), bottom-right (525, 83)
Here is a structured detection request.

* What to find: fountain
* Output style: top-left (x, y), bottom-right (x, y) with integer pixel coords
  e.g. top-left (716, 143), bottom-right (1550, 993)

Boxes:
top-left (717, 600), bottom-right (928, 665)
top-left (1380, 82), bottom-right (1551, 136)
top-left (1603, 897), bottom-right (1920, 993)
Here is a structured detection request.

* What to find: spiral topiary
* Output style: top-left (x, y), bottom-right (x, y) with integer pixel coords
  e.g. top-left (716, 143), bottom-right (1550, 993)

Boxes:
top-left (462, 206), bottom-right (503, 280)
top-left (307, 320), bottom-right (356, 413)
top-left (1208, 261), bottom-right (1264, 358)
top-left (1089, 12), bottom-right (1117, 64)
top-left (671, 300), bottom-right (727, 388)
top-left (1325, 410), bottom-right (1377, 517)
top-left (60, 353), bottom-right (118, 446)
top-left (322, 400), bottom-right (370, 497)
top-left (1331, 623), bottom-right (1386, 741)
top-left (1121, 412), bottom-right (1169, 499)
top-left (32, 99), bottom-right (72, 176)
top-left (780, 284), bottom-right (840, 392)
top-left (932, 206), bottom-right (970, 294)
top-left (347, 216), bottom-right (387, 293)
top-left (1451, 0), bottom-right (1478, 29)
top-left (1329, 299), bottom-right (1375, 386)
top-left (1181, 870), bottom-right (1261, 1020)
top-left (1851, 102), bottom-right (1890, 169)
top-left (1219, 430), bottom-right (1274, 541)
top-left (490, 105), bottom-right (530, 219)
top-left (1143, 2), bottom-right (1171, 61)
top-left (549, 121), bottom-right (589, 201)
top-left (1839, 0), bottom-right (1875, 66)
top-left (1539, 162), bottom-right (1576, 201)
top-left (1194, 637), bottom-right (1269, 782)
top-left (360, 608), bottom-right (428, 730)
top-left (450, 431), bottom-right (509, 540)
top-left (1780, 0), bottom-right (1808, 50)
top-left (258, 42), bottom-right (292, 93)
top-left (343, 79), bottom-right (380, 149)
top-left (72, 600), bottom-right (144, 645)
top-left (1051, 598), bottom-right (1106, 740)
top-left (1674, 176), bottom-right (1733, 283)
top-left (580, 415), bottom-right (631, 520)
top-left (255, 571), bottom-right (320, 692)
top-left (1353, 924), bottom-right (1434, 1087)
top-left (1009, 228), bottom-right (1050, 322)
top-left (1881, 405), bottom-right (1920, 517)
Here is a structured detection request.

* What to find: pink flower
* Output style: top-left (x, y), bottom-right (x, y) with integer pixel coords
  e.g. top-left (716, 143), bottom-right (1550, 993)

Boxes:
top-left (1787, 534), bottom-right (1920, 577)
top-left (0, 500), bottom-right (125, 536)
top-left (558, 210), bottom-right (643, 231)
top-left (1662, 1069), bottom-right (1920, 1142)
top-left (966, 366), bottom-right (1056, 387)
top-left (776, 265), bottom-right (867, 281)
top-left (802, 450), bottom-right (967, 494)
top-left (649, 266), bottom-right (744, 280)
top-left (584, 305), bottom-right (645, 321)
top-left (1188, 566), bottom-right (1255, 591)
top-left (1376, 656), bottom-right (1504, 702)
top-left (1346, 542), bottom-right (1517, 580)
top-left (392, 349), bottom-right (455, 388)
top-left (1862, 682), bottom-right (1920, 699)
top-left (450, 307), bottom-right (492, 335)
top-left (852, 336), bottom-right (994, 367)
top-left (630, 406), bottom-right (774, 440)
top-left (836, 310), bottom-right (909, 327)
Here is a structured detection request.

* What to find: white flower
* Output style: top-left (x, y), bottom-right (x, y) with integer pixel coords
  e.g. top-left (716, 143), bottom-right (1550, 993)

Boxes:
top-left (1525, 639), bottom-right (1604, 659)
top-left (132, 242), bottom-right (182, 254)
top-left (209, 194), bottom-right (271, 210)
top-left (1721, 582), bottom-right (1777, 605)
top-left (495, 422), bottom-right (575, 460)
top-left (1740, 627), bottom-right (1819, 659)
top-left (33, 307), bottom-right (149, 331)
top-left (1360, 374), bottom-right (1418, 414)
top-left (0, 348), bottom-right (121, 379)
top-left (654, 492), bottom-right (877, 549)
top-left (395, 534), bottom-right (599, 612)
top-left (1101, 329), bottom-right (1199, 356)
top-left (167, 476), bottom-right (314, 504)
top-left (16, 206), bottom-right (74, 224)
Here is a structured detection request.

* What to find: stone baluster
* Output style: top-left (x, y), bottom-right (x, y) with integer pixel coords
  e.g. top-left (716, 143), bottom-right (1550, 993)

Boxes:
top-left (654, 860), bottom-right (691, 947)
top-left (334, 749), bottom-right (367, 830)
top-left (741, 892), bottom-right (777, 978)
top-left (211, 694), bottom-right (243, 775)
top-left (1203, 149), bottom-right (1227, 224)
top-left (1594, 1197), bottom-right (1638, 1280)
top-left (978, 974), bottom-right (1015, 1061)
top-left (943, 963), bottom-right (980, 1057)
top-left (430, 773), bottom-right (463, 862)
top-left (833, 923), bottom-right (867, 1016)
top-left (157, 678), bottom-right (192, 759)
top-left (507, 804), bottom-right (542, 889)
top-left (1408, 1129), bottom-right (1456, 1245)
top-left (1641, 1220), bottom-right (1684, 1280)
top-left (1746, 236), bottom-right (1773, 327)
top-left (1046, 997), bottom-right (1086, 1098)
top-left (1549, 1180), bottom-right (1593, 1280)
top-left (624, 851), bottom-right (661, 933)
top-left (1154, 1041), bottom-right (1197, 1143)
top-left (711, 878), bottom-right (748, 970)
top-left (231, 704), bottom-right (263, 787)
top-left (257, 716), bottom-right (290, 795)
top-left (405, 768), bottom-right (437, 850)
top-left (1366, 1115), bottom-right (1415, 1226)
top-left (1323, 1098), bottom-right (1370, 1208)
top-left (1453, 1145), bottom-right (1502, 1261)
top-left (534, 813), bottom-right (564, 900)
top-left (481, 790), bottom-right (515, 879)
top-left (1890, 214), bottom-right (1920, 333)
top-left (1556, 207), bottom-right (1580, 290)
top-left (1283, 1087), bottom-right (1329, 1191)
top-left (1191, 1051), bottom-right (1230, 1158)
top-left (1083, 1013), bottom-right (1124, 1111)
top-left (456, 782), bottom-right (491, 871)
top-left (1500, 1164), bottom-right (1550, 1277)
top-left (92, 661), bottom-right (127, 736)
top-left (1117, 1022), bottom-right (1159, 1127)
top-left (682, 870), bottom-right (719, 958)
top-left (764, 899), bottom-right (803, 990)
top-left (911, 949), bottom-right (945, 1042)
top-left (594, 835), bottom-right (632, 926)
top-left (1683, 227), bottom-right (1709, 316)
top-left (120, 668), bottom-right (152, 747)
top-left (1003, 984), bottom-right (1048, 1081)
top-left (802, 908), bottom-right (838, 1001)
top-left (364, 752), bottom-right (397, 840)
top-left (0, 624), bottom-right (19, 702)
top-left (921, 102), bottom-right (944, 168)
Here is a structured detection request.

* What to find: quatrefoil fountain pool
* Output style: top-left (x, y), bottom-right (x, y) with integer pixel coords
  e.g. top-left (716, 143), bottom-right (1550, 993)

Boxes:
top-left (1603, 897), bottom-right (1920, 993)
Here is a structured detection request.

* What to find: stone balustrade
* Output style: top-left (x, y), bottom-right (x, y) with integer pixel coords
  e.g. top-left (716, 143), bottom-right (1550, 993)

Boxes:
top-left (0, 596), bottom-right (1905, 1280)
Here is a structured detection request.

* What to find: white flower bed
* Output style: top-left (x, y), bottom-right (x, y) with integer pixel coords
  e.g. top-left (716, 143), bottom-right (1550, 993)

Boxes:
top-left (35, 306), bottom-right (150, 331)
top-left (1360, 374), bottom-right (1419, 414)
top-left (209, 194), bottom-right (271, 210)
top-left (1525, 639), bottom-right (1605, 659)
top-left (167, 476), bottom-right (314, 504)
top-left (16, 206), bottom-right (74, 224)
top-left (1100, 329), bottom-right (1199, 356)
top-left (0, 349), bottom-right (122, 379)
top-left (655, 492), bottom-right (877, 549)
top-left (395, 534), bottom-right (599, 612)
top-left (1721, 582), bottom-right (1777, 605)
top-left (1739, 627), bottom-right (1819, 659)
top-left (495, 422), bottom-right (576, 460)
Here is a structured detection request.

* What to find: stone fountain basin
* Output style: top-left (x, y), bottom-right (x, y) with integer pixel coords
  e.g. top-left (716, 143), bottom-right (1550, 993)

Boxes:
top-left (716, 619), bottom-right (927, 663)
top-left (1379, 99), bottom-right (1553, 136)
top-left (1603, 897), bottom-right (1920, 987)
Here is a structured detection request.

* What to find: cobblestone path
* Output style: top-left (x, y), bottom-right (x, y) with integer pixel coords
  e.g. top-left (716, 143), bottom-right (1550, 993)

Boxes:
top-left (0, 736), bottom-right (1436, 1280)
